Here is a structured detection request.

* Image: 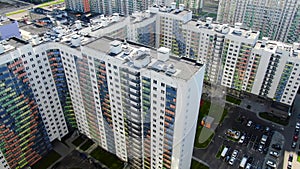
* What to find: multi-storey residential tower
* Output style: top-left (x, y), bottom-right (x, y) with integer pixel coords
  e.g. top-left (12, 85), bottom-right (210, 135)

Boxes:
top-left (65, 0), bottom-right (91, 13)
top-left (0, 34), bottom-right (204, 169)
top-left (0, 38), bottom-right (52, 169)
top-left (72, 37), bottom-right (205, 169)
top-left (217, 0), bottom-right (300, 43)
top-left (66, 0), bottom-right (152, 15)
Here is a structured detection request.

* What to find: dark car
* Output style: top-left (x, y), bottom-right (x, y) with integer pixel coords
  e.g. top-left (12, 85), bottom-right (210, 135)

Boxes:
top-left (263, 147), bottom-right (269, 154)
top-left (289, 153), bottom-right (293, 162)
top-left (247, 157), bottom-right (254, 164)
top-left (255, 124), bottom-right (261, 130)
top-left (272, 144), bottom-right (282, 150)
top-left (225, 155), bottom-right (230, 162)
top-left (295, 130), bottom-right (299, 136)
top-left (291, 142), bottom-right (297, 149)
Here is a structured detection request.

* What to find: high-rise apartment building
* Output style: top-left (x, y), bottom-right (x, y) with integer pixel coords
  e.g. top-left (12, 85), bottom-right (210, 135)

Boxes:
top-left (65, 0), bottom-right (91, 13)
top-left (65, 0), bottom-right (152, 15)
top-left (216, 0), bottom-right (300, 43)
top-left (71, 37), bottom-right (205, 169)
top-left (0, 38), bottom-right (52, 169)
top-left (0, 34), bottom-right (204, 169)
top-left (145, 6), bottom-right (300, 106)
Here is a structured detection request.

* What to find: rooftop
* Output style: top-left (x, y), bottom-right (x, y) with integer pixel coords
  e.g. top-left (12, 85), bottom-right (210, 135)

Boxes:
top-left (185, 18), bottom-right (259, 40)
top-left (84, 36), bottom-right (203, 80)
top-left (0, 37), bottom-right (29, 55)
top-left (19, 23), bottom-right (49, 35)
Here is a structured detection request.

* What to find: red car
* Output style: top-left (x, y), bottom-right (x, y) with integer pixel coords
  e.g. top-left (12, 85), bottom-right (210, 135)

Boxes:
top-left (294, 135), bottom-right (298, 142)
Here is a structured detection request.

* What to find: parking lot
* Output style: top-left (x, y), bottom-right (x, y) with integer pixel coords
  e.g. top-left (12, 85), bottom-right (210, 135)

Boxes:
top-left (218, 114), bottom-right (284, 168)
top-left (193, 106), bottom-right (285, 169)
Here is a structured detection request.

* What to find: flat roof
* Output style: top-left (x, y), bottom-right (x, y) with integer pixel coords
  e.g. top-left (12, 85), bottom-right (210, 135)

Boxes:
top-left (84, 36), bottom-right (203, 80)
top-left (0, 37), bottom-right (28, 56)
top-left (184, 20), bottom-right (259, 40)
top-left (19, 23), bottom-right (49, 35)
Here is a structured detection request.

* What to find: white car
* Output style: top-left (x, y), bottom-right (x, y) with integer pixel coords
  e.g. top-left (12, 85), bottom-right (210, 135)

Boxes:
top-left (247, 120), bottom-right (253, 127)
top-left (258, 145), bottom-right (263, 152)
top-left (229, 158), bottom-right (235, 165)
top-left (296, 122), bottom-right (300, 129)
top-left (245, 163), bottom-right (251, 169)
top-left (238, 135), bottom-right (245, 144)
top-left (266, 160), bottom-right (276, 168)
top-left (232, 150), bottom-right (239, 158)
top-left (269, 150), bottom-right (279, 158)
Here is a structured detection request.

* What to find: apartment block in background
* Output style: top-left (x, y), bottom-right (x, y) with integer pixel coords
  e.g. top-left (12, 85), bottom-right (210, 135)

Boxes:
top-left (216, 0), bottom-right (300, 43)
top-left (149, 6), bottom-right (300, 106)
top-left (65, 0), bottom-right (91, 13)
top-left (66, 0), bottom-right (151, 15)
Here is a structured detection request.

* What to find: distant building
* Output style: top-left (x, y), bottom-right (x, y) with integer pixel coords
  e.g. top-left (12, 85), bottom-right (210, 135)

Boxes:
top-left (0, 21), bottom-right (21, 40)
top-left (216, 0), bottom-right (300, 43)
top-left (65, 0), bottom-right (151, 15)
top-left (65, 0), bottom-right (91, 13)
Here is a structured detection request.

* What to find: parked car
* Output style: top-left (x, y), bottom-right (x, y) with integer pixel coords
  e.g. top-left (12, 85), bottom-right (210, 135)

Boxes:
top-left (232, 150), bottom-right (239, 158)
top-left (266, 160), bottom-right (276, 168)
top-left (247, 120), bottom-right (253, 127)
top-left (258, 145), bottom-right (263, 152)
top-left (272, 144), bottom-right (282, 150)
top-left (295, 129), bottom-right (299, 136)
top-left (293, 135), bottom-right (298, 142)
top-left (245, 163), bottom-right (251, 169)
top-left (291, 142), bottom-right (297, 149)
top-left (247, 157), bottom-right (253, 164)
top-left (265, 127), bottom-right (270, 132)
top-left (239, 135), bottom-right (245, 144)
top-left (287, 161), bottom-right (292, 169)
top-left (296, 122), bottom-right (300, 129)
top-left (225, 155), bottom-right (230, 162)
top-left (269, 150), bottom-right (279, 158)
top-left (289, 153), bottom-right (293, 162)
top-left (255, 124), bottom-right (261, 130)
top-left (229, 158), bottom-right (235, 165)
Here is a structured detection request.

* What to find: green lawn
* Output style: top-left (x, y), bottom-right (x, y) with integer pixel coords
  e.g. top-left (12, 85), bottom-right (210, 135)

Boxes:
top-left (194, 100), bottom-right (227, 149)
top-left (6, 9), bottom-right (27, 16)
top-left (215, 145), bottom-right (224, 159)
top-left (190, 159), bottom-right (209, 169)
top-left (297, 152), bottom-right (300, 162)
top-left (72, 136), bottom-right (85, 147)
top-left (37, 0), bottom-right (65, 8)
top-left (226, 95), bottom-right (241, 105)
top-left (195, 130), bottom-right (214, 149)
top-left (79, 139), bottom-right (94, 151)
top-left (259, 112), bottom-right (289, 126)
top-left (198, 100), bottom-right (211, 121)
top-left (90, 147), bottom-right (124, 169)
top-left (32, 150), bottom-right (61, 169)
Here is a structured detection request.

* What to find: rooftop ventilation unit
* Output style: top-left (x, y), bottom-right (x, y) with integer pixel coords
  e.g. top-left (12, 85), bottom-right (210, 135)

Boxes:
top-left (234, 23), bottom-right (242, 29)
top-left (109, 40), bottom-right (122, 56)
top-left (171, 2), bottom-right (176, 10)
top-left (232, 30), bottom-right (242, 36)
top-left (179, 4), bottom-right (185, 11)
top-left (71, 35), bottom-right (81, 47)
top-left (157, 47), bottom-right (170, 61)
